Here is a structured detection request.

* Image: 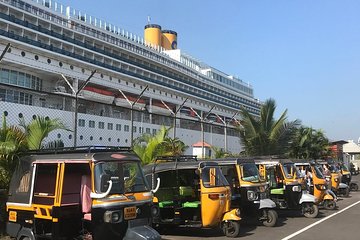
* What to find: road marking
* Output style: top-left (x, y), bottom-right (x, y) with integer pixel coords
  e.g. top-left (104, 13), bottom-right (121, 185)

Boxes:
top-left (282, 200), bottom-right (360, 240)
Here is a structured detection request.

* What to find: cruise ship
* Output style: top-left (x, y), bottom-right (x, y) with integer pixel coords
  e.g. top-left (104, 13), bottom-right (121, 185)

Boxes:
top-left (0, 0), bottom-right (261, 155)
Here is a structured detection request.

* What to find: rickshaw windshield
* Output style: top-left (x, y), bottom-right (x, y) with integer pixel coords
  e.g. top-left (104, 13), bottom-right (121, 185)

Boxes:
top-left (329, 165), bottom-right (340, 173)
top-left (241, 163), bottom-right (260, 182)
top-left (341, 164), bottom-right (349, 171)
top-left (314, 165), bottom-right (325, 179)
top-left (94, 161), bottom-right (149, 194)
top-left (201, 167), bottom-right (229, 188)
top-left (282, 163), bottom-right (301, 179)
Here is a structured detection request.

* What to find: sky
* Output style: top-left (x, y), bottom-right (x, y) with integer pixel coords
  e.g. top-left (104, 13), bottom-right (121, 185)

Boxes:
top-left (58, 0), bottom-right (360, 142)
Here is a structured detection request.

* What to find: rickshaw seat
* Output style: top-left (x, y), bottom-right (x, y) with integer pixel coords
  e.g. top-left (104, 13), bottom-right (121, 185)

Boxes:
top-left (80, 175), bottom-right (92, 219)
top-left (270, 188), bottom-right (284, 195)
top-left (179, 186), bottom-right (194, 197)
top-left (182, 201), bottom-right (201, 208)
top-left (158, 201), bottom-right (174, 208)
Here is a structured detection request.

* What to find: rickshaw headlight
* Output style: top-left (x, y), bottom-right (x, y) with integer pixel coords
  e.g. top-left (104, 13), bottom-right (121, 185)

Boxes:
top-left (247, 190), bottom-right (258, 201)
top-left (104, 210), bottom-right (123, 223)
top-left (292, 186), bottom-right (301, 192)
top-left (315, 184), bottom-right (327, 190)
top-left (335, 178), bottom-right (339, 182)
top-left (151, 205), bottom-right (160, 217)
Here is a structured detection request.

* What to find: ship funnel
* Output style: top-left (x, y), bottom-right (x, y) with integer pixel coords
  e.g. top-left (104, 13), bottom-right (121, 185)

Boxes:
top-left (144, 24), bottom-right (162, 48)
top-left (162, 30), bottom-right (177, 50)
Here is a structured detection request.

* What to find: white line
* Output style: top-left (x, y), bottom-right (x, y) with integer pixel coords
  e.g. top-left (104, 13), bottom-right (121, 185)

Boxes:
top-left (282, 200), bottom-right (360, 240)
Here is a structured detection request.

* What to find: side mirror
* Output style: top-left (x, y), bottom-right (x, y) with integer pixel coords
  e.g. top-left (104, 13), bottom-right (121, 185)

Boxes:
top-left (151, 177), bottom-right (160, 193)
top-left (91, 175), bottom-right (113, 199)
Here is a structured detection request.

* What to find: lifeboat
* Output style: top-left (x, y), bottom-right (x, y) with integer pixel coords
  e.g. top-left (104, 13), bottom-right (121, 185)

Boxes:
top-left (80, 86), bottom-right (115, 104)
top-left (180, 106), bottom-right (198, 119)
top-left (114, 95), bottom-right (146, 110)
top-left (151, 101), bottom-right (174, 115)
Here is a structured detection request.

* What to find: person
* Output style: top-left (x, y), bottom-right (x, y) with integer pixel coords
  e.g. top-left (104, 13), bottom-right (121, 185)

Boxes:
top-left (305, 166), bottom-right (313, 192)
top-left (323, 164), bottom-right (332, 190)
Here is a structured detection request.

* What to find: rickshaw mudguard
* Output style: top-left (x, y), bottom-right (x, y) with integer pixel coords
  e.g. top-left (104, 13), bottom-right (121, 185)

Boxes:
top-left (323, 193), bottom-right (334, 200)
top-left (14, 226), bottom-right (35, 240)
top-left (123, 225), bottom-right (161, 240)
top-left (299, 192), bottom-right (316, 204)
top-left (339, 183), bottom-right (348, 189)
top-left (222, 209), bottom-right (241, 221)
top-left (259, 198), bottom-right (276, 209)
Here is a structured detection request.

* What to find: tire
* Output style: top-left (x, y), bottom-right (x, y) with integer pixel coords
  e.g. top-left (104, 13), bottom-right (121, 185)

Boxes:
top-left (350, 183), bottom-right (358, 191)
top-left (324, 200), bottom-right (336, 210)
top-left (343, 187), bottom-right (350, 197)
top-left (262, 209), bottom-right (278, 227)
top-left (303, 203), bottom-right (319, 218)
top-left (21, 237), bottom-right (30, 240)
top-left (222, 220), bottom-right (240, 238)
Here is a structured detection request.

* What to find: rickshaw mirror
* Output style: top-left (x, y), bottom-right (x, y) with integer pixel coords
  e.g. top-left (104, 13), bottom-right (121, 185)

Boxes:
top-left (100, 174), bottom-right (111, 192)
top-left (151, 177), bottom-right (161, 193)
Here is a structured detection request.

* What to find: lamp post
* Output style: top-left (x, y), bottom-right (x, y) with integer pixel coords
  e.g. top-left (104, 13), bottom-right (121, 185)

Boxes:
top-left (61, 70), bottom-right (96, 147)
top-left (119, 85), bottom-right (148, 147)
top-left (191, 106), bottom-right (215, 159)
top-left (160, 98), bottom-right (188, 139)
top-left (0, 43), bottom-right (11, 63)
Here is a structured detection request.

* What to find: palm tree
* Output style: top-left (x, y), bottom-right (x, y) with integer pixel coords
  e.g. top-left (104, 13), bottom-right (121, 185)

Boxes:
top-left (133, 126), bottom-right (170, 165)
top-left (288, 126), bottom-right (330, 159)
top-left (159, 137), bottom-right (188, 156)
top-left (239, 98), bottom-right (301, 156)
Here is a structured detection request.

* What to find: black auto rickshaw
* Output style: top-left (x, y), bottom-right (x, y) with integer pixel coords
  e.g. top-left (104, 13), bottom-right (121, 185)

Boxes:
top-left (255, 158), bottom-right (319, 218)
top-left (6, 146), bottom-right (160, 240)
top-left (212, 158), bottom-right (278, 227)
top-left (143, 156), bottom-right (241, 238)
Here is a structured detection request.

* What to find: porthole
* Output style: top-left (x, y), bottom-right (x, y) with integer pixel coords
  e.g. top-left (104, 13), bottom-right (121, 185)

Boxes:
top-left (108, 138), bottom-right (111, 142)
top-left (4, 111), bottom-right (8, 116)
top-left (90, 136), bottom-right (93, 141)
top-left (47, 59), bottom-right (51, 64)
top-left (7, 48), bottom-right (11, 53)
top-left (34, 55), bottom-right (39, 60)
top-left (99, 137), bottom-right (103, 141)
top-left (117, 138), bottom-right (120, 142)
top-left (45, 116), bottom-right (49, 120)
top-left (32, 115), bottom-right (36, 120)
top-left (109, 76), bottom-right (112, 81)
top-left (69, 135), bottom-right (72, 139)
top-left (59, 62), bottom-right (63, 67)
top-left (118, 79), bottom-right (121, 83)
top-left (125, 139), bottom-right (128, 143)
top-left (70, 65), bottom-right (74, 70)
top-left (57, 133), bottom-right (61, 138)
top-left (21, 51), bottom-right (26, 57)
top-left (100, 74), bottom-right (104, 78)
top-left (18, 113), bottom-right (23, 118)
top-left (82, 68), bottom-right (85, 73)
top-left (80, 135), bottom-right (83, 140)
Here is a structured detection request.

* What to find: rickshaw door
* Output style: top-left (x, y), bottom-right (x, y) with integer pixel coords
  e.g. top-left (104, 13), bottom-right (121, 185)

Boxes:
top-left (200, 167), bottom-right (229, 227)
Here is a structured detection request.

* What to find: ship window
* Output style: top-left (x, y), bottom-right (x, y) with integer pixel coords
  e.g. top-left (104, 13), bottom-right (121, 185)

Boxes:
top-left (98, 122), bottom-right (105, 129)
top-left (1, 69), bottom-right (9, 83)
top-left (69, 135), bottom-right (72, 140)
top-left (21, 51), bottom-right (26, 57)
top-left (99, 137), bottom-right (103, 141)
top-left (146, 128), bottom-right (151, 134)
top-left (107, 123), bottom-right (113, 130)
top-left (78, 119), bottom-right (85, 127)
top-left (116, 124), bottom-right (121, 131)
top-left (70, 65), bottom-right (74, 70)
top-left (152, 129), bottom-right (157, 134)
top-left (108, 138), bottom-right (111, 142)
top-left (124, 125), bottom-right (129, 132)
top-left (80, 135), bottom-right (83, 140)
top-left (117, 138), bottom-right (120, 142)
top-left (59, 62), bottom-right (63, 67)
top-left (90, 136), bottom-right (93, 141)
top-left (132, 126), bottom-right (136, 133)
top-left (89, 120), bottom-right (95, 128)
top-left (57, 134), bottom-right (61, 139)
top-left (47, 59), bottom-right (51, 64)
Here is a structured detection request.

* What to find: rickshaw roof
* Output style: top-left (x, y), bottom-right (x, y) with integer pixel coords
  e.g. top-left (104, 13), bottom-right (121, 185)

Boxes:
top-left (211, 158), bottom-right (256, 165)
top-left (19, 146), bottom-right (140, 164)
top-left (253, 158), bottom-right (294, 165)
top-left (143, 160), bottom-right (219, 175)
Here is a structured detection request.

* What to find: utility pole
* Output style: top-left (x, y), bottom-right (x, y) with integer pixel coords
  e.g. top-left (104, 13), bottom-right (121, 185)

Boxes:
top-left (61, 70), bottom-right (96, 147)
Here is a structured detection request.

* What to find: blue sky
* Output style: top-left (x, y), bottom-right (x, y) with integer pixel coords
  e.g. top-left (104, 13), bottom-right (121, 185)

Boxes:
top-left (59, 0), bottom-right (360, 142)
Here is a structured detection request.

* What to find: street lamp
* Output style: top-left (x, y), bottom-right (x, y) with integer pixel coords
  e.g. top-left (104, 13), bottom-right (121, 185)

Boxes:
top-left (160, 98), bottom-right (188, 139)
top-left (61, 70), bottom-right (96, 147)
top-left (0, 43), bottom-right (11, 63)
top-left (118, 85), bottom-right (148, 147)
top-left (190, 105), bottom-right (215, 159)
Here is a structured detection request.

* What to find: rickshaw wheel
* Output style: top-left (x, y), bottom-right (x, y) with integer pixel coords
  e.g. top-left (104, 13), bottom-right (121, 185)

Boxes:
top-left (324, 200), bottom-right (336, 210)
top-left (262, 209), bottom-right (278, 227)
top-left (343, 187), bottom-right (350, 197)
top-left (303, 203), bottom-right (319, 218)
top-left (21, 237), bottom-right (30, 240)
top-left (222, 220), bottom-right (240, 238)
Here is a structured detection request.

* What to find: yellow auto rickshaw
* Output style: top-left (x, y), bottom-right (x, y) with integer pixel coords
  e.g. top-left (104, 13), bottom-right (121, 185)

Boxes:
top-left (6, 146), bottom-right (160, 240)
top-left (255, 158), bottom-right (319, 218)
top-left (143, 156), bottom-right (241, 238)
top-left (212, 158), bottom-right (278, 227)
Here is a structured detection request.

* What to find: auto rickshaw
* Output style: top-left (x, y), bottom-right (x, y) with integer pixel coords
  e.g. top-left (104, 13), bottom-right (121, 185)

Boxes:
top-left (143, 156), bottom-right (241, 238)
top-left (212, 158), bottom-right (278, 227)
top-left (337, 161), bottom-right (359, 192)
top-left (255, 158), bottom-right (319, 218)
top-left (6, 146), bottom-right (161, 240)
top-left (315, 160), bottom-right (342, 197)
top-left (294, 160), bottom-right (337, 210)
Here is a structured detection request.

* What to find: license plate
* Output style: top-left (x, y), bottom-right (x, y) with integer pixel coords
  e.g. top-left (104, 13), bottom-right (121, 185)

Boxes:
top-left (124, 206), bottom-right (137, 220)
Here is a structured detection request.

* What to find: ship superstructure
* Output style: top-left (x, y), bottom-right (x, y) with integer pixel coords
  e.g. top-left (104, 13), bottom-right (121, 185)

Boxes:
top-left (0, 0), bottom-right (261, 154)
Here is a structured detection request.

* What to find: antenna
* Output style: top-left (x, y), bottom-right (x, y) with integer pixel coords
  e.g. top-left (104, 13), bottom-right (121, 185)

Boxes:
top-left (147, 15), bottom-right (151, 24)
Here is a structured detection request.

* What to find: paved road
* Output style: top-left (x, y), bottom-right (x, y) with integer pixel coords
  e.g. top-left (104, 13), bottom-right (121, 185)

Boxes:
top-left (161, 175), bottom-right (360, 240)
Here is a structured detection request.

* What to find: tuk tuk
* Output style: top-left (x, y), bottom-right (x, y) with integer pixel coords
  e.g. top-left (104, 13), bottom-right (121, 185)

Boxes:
top-left (6, 146), bottom-right (161, 240)
top-left (143, 156), bottom-right (241, 238)
top-left (294, 160), bottom-right (336, 210)
top-left (212, 158), bottom-right (278, 227)
top-left (255, 158), bottom-right (319, 218)
top-left (336, 161), bottom-right (359, 192)
top-left (316, 160), bottom-right (348, 197)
